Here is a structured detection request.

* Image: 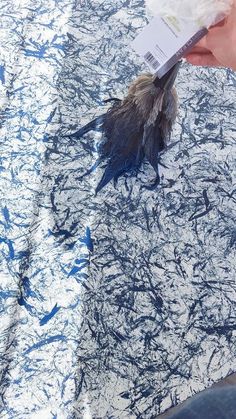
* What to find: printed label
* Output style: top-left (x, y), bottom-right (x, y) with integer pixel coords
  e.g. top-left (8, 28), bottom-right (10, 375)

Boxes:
top-left (132, 15), bottom-right (208, 78)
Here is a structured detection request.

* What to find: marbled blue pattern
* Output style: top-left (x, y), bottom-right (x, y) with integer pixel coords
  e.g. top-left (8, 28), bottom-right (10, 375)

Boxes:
top-left (0, 1), bottom-right (235, 418)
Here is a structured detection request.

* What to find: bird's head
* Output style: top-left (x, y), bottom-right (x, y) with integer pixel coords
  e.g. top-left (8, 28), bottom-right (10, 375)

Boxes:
top-left (153, 61), bottom-right (181, 90)
top-left (124, 61), bottom-right (180, 119)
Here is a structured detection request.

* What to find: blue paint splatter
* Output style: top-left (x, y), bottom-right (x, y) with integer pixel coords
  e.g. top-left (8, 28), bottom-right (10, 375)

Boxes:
top-left (24, 335), bottom-right (66, 354)
top-left (74, 258), bottom-right (88, 264)
top-left (17, 296), bottom-right (34, 313)
top-left (8, 240), bottom-right (14, 259)
top-left (68, 258), bottom-right (89, 277)
top-left (46, 107), bottom-right (57, 123)
top-left (40, 303), bottom-right (61, 326)
top-left (21, 276), bottom-right (37, 299)
top-left (2, 206), bottom-right (10, 224)
top-left (79, 227), bottom-right (93, 252)
top-left (0, 237), bottom-right (15, 259)
top-left (0, 65), bottom-right (5, 84)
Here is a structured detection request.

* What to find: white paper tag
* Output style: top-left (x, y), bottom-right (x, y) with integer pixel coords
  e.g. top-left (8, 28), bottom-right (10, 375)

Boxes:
top-left (132, 15), bottom-right (208, 78)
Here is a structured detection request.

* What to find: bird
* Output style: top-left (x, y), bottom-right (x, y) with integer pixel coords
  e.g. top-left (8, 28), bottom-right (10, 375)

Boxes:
top-left (65, 61), bottom-right (181, 194)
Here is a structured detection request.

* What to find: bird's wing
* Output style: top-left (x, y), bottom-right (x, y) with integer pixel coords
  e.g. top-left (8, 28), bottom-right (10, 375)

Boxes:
top-left (96, 129), bottom-right (145, 193)
top-left (63, 99), bottom-right (122, 139)
top-left (95, 101), bottom-right (146, 192)
top-left (142, 114), bottom-right (165, 174)
top-left (62, 114), bottom-right (105, 138)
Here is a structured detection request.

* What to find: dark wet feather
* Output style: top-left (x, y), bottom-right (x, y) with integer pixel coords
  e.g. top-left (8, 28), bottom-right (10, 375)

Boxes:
top-left (65, 62), bottom-right (181, 192)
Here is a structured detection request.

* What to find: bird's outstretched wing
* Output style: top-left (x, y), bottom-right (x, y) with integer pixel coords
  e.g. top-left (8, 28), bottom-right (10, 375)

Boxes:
top-left (63, 114), bottom-right (105, 138)
top-left (63, 98), bottom-right (121, 138)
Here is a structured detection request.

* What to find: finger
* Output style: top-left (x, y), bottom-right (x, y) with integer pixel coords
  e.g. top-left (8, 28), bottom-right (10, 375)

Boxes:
top-left (185, 53), bottom-right (222, 67)
top-left (205, 25), bottom-right (227, 49)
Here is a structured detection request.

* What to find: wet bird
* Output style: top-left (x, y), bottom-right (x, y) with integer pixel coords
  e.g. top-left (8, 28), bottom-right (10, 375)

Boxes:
top-left (66, 61), bottom-right (181, 193)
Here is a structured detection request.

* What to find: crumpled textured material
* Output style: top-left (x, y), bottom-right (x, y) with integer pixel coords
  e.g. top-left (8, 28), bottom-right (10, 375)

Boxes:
top-left (146, 0), bottom-right (233, 27)
top-left (0, 1), bottom-right (235, 418)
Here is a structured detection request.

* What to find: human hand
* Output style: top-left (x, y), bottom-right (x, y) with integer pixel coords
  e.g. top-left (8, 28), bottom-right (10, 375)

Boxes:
top-left (184, 0), bottom-right (236, 71)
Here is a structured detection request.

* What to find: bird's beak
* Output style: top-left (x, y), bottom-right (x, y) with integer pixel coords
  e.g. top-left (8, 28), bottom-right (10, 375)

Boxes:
top-left (153, 61), bottom-right (181, 90)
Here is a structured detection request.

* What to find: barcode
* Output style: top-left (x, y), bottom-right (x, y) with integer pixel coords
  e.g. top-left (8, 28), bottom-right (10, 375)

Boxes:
top-left (144, 51), bottom-right (160, 70)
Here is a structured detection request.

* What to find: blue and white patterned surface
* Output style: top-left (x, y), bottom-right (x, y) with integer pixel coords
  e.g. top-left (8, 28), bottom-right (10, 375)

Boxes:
top-left (0, 1), bottom-right (236, 418)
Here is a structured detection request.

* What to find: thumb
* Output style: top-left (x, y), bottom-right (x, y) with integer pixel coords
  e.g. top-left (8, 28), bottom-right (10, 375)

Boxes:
top-left (186, 53), bottom-right (222, 67)
top-left (204, 26), bottom-right (226, 49)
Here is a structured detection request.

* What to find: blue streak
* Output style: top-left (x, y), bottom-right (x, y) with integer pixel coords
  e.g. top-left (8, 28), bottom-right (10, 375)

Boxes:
top-left (2, 206), bottom-right (10, 223)
top-left (79, 227), bottom-right (94, 252)
top-left (40, 304), bottom-right (61, 326)
top-left (0, 65), bottom-right (5, 84)
top-left (24, 335), bottom-right (66, 354)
